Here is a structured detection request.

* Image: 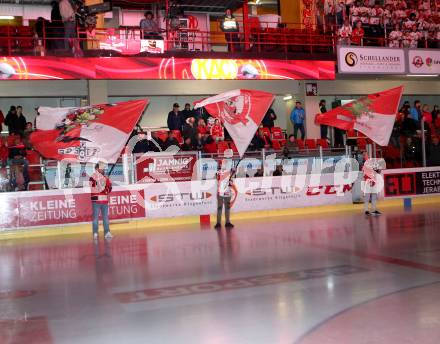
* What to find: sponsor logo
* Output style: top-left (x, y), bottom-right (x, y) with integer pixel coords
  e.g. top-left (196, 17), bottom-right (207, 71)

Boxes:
top-left (244, 185), bottom-right (301, 196)
top-left (306, 184), bottom-right (353, 196)
top-left (150, 192), bottom-right (212, 203)
top-left (58, 142), bottom-right (100, 161)
top-left (218, 93), bottom-right (252, 125)
top-left (345, 52), bottom-right (358, 67)
top-left (426, 57), bottom-right (433, 67)
top-left (412, 56), bottom-right (424, 68)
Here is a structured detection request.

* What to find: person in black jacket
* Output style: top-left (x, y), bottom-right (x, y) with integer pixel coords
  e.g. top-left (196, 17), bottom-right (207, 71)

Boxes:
top-left (181, 103), bottom-right (196, 121)
top-left (5, 106), bottom-right (27, 135)
top-left (167, 103), bottom-right (183, 131)
top-left (319, 100), bottom-right (328, 139)
top-left (262, 108), bottom-right (277, 128)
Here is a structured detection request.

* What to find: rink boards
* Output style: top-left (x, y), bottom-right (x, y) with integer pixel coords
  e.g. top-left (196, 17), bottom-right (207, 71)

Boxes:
top-left (0, 173), bottom-right (353, 231)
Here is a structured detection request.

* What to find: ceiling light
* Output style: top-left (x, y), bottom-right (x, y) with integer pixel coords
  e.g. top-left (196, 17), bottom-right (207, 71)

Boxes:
top-left (406, 74), bottom-right (439, 77)
top-left (283, 95), bottom-right (292, 101)
top-left (0, 16), bottom-right (14, 20)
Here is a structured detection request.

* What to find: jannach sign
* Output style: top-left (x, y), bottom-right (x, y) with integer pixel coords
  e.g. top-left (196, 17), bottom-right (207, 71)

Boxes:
top-left (383, 167), bottom-right (440, 198)
top-left (338, 47), bottom-right (405, 74)
top-left (408, 49), bottom-right (440, 75)
top-left (135, 153), bottom-right (198, 183)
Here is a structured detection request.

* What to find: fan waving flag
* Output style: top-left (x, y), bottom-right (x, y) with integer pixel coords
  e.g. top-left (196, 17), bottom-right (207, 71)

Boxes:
top-left (194, 89), bottom-right (274, 157)
top-left (315, 86), bottom-right (403, 146)
top-left (30, 99), bottom-right (148, 163)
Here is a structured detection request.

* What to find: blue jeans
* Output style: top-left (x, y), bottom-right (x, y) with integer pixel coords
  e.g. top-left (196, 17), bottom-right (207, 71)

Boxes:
top-left (92, 202), bottom-right (110, 235)
top-left (294, 123), bottom-right (305, 140)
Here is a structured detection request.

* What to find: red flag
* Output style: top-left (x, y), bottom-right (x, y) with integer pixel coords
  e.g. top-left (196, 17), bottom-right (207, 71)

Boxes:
top-left (315, 86), bottom-right (403, 146)
top-left (194, 89), bottom-right (274, 156)
top-left (30, 100), bottom-right (148, 163)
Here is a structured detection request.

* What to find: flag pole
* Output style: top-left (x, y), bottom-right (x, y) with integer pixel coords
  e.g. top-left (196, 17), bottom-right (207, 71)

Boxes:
top-left (421, 118), bottom-right (426, 167)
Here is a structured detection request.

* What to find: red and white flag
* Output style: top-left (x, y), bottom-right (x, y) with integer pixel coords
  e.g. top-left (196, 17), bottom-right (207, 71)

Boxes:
top-left (30, 99), bottom-right (148, 163)
top-left (315, 86), bottom-right (403, 146)
top-left (194, 89), bottom-right (274, 157)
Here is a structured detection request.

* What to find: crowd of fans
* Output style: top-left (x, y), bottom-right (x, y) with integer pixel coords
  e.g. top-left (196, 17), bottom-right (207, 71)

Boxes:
top-left (387, 100), bottom-right (440, 167)
top-left (331, 0), bottom-right (440, 48)
top-left (0, 106), bottom-right (35, 191)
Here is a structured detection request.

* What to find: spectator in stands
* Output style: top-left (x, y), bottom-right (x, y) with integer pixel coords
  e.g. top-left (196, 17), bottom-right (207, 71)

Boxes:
top-left (181, 137), bottom-right (194, 151)
top-left (221, 9), bottom-right (240, 52)
top-left (324, 0), bottom-right (336, 32)
top-left (203, 135), bottom-right (217, 154)
top-left (335, 1), bottom-right (345, 26)
top-left (59, 0), bottom-right (76, 52)
top-left (182, 117), bottom-right (197, 140)
top-left (262, 108), bottom-right (277, 128)
top-left (283, 134), bottom-right (298, 158)
top-left (428, 135), bottom-right (440, 166)
top-left (351, 20), bottom-right (365, 45)
top-left (90, 162), bottom-right (113, 240)
top-left (422, 104), bottom-right (432, 125)
top-left (432, 105), bottom-right (439, 123)
top-left (181, 103), bottom-right (195, 121)
top-left (50, 0), bottom-right (64, 50)
top-left (254, 168), bottom-right (264, 177)
top-left (211, 119), bottom-right (224, 141)
top-left (319, 100), bottom-right (328, 139)
top-left (404, 136), bottom-right (421, 165)
top-left (167, 103), bottom-right (183, 131)
top-left (5, 106), bottom-right (26, 135)
top-left (258, 129), bottom-right (272, 150)
top-left (132, 131), bottom-right (150, 153)
top-left (273, 165), bottom-right (283, 176)
top-left (163, 131), bottom-right (180, 150)
top-left (291, 101), bottom-right (306, 140)
top-left (404, 24), bottom-right (421, 48)
top-left (8, 137), bottom-right (29, 191)
top-left (401, 110), bottom-right (417, 137)
top-left (389, 23), bottom-right (403, 47)
top-left (0, 109), bottom-right (4, 133)
top-left (338, 18), bottom-right (353, 45)
top-left (140, 11), bottom-right (161, 39)
top-left (0, 137), bottom-right (7, 168)
top-left (410, 100), bottom-right (422, 121)
top-left (193, 133), bottom-right (205, 151)
top-left (197, 118), bottom-right (209, 136)
top-left (23, 122), bottom-right (34, 149)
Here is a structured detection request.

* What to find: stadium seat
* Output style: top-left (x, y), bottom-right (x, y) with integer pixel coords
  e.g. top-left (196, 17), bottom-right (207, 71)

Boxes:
top-left (271, 127), bottom-right (284, 140)
top-left (272, 140), bottom-right (281, 150)
top-left (279, 139), bottom-right (287, 147)
top-left (317, 139), bottom-right (329, 149)
top-left (296, 139), bottom-right (305, 150)
top-left (261, 127), bottom-right (271, 137)
top-left (154, 130), bottom-right (168, 143)
top-left (305, 139), bottom-right (317, 149)
top-left (346, 129), bottom-right (357, 138)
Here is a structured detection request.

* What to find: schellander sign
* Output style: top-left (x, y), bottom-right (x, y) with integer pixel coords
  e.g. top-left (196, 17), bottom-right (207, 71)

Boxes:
top-left (338, 46), bottom-right (406, 74)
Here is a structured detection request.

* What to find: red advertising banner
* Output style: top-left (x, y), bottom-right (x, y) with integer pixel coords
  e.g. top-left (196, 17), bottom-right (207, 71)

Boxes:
top-left (135, 153), bottom-right (198, 183)
top-left (0, 188), bottom-right (146, 230)
top-left (0, 57), bottom-right (335, 80)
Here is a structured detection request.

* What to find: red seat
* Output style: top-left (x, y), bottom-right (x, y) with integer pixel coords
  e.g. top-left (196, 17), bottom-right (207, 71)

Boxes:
top-left (28, 166), bottom-right (42, 181)
top-left (272, 140), bottom-right (281, 150)
top-left (154, 130), bottom-right (168, 143)
top-left (260, 127), bottom-right (271, 137)
top-left (217, 141), bottom-right (229, 154)
top-left (279, 139), bottom-right (287, 147)
top-left (271, 127), bottom-right (284, 140)
top-left (296, 139), bottom-right (305, 150)
top-left (317, 139), bottom-right (329, 149)
top-left (305, 139), bottom-right (317, 149)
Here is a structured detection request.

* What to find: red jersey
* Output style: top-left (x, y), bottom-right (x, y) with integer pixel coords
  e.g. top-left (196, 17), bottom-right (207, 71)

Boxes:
top-left (351, 28), bottom-right (364, 45)
top-left (211, 125), bottom-right (224, 139)
top-left (198, 125), bottom-right (208, 135)
top-left (89, 171), bottom-right (112, 204)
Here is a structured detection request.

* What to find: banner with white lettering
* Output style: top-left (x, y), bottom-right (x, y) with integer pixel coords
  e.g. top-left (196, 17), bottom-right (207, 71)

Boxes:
top-left (338, 46), bottom-right (406, 74)
top-left (230, 174), bottom-right (353, 212)
top-left (143, 180), bottom-right (217, 218)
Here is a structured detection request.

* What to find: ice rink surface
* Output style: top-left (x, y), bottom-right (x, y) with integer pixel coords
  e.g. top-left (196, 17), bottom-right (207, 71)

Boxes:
top-left (1, 204), bottom-right (440, 344)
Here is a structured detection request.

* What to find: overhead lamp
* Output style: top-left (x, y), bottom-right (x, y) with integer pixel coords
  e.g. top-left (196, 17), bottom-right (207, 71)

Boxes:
top-left (283, 95), bottom-right (293, 101)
